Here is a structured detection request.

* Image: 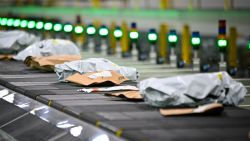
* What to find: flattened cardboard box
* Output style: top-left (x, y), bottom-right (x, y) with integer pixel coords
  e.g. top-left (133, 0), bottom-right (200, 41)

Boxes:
top-left (66, 71), bottom-right (129, 86)
top-left (0, 54), bottom-right (13, 60)
top-left (105, 91), bottom-right (143, 100)
top-left (24, 55), bottom-right (81, 71)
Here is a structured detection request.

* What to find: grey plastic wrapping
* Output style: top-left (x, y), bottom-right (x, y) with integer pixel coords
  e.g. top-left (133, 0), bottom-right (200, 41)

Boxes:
top-left (139, 72), bottom-right (247, 107)
top-left (55, 58), bottom-right (139, 81)
top-left (0, 30), bottom-right (39, 53)
top-left (13, 39), bottom-right (81, 61)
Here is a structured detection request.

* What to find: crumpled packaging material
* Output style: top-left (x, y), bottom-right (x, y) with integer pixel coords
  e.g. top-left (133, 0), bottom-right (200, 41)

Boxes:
top-left (0, 55), bottom-right (14, 60)
top-left (13, 39), bottom-right (80, 61)
top-left (55, 58), bottom-right (139, 82)
top-left (160, 103), bottom-right (224, 116)
top-left (105, 91), bottom-right (143, 100)
top-left (24, 55), bottom-right (81, 71)
top-left (139, 72), bottom-right (247, 107)
top-left (0, 30), bottom-right (39, 54)
top-left (66, 70), bottom-right (129, 86)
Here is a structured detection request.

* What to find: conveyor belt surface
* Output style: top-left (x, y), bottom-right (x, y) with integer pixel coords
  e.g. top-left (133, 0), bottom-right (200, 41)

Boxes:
top-left (0, 59), bottom-right (250, 141)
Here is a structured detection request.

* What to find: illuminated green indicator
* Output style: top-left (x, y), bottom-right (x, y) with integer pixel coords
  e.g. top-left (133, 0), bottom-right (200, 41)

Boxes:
top-left (20, 20), bottom-right (28, 28)
top-left (1, 18), bottom-right (8, 26)
top-left (28, 21), bottom-right (36, 29)
top-left (44, 22), bottom-right (53, 30)
top-left (129, 31), bottom-right (139, 39)
top-left (7, 18), bottom-right (14, 27)
top-left (148, 33), bottom-right (157, 41)
top-left (74, 26), bottom-right (84, 34)
top-left (99, 27), bottom-right (109, 37)
top-left (217, 39), bottom-right (227, 48)
top-left (13, 19), bottom-right (21, 27)
top-left (53, 23), bottom-right (63, 32)
top-left (36, 21), bottom-right (44, 29)
top-left (114, 29), bottom-right (123, 38)
top-left (191, 37), bottom-right (201, 45)
top-left (86, 26), bottom-right (96, 35)
top-left (168, 35), bottom-right (178, 43)
top-left (64, 24), bottom-right (73, 32)
top-left (248, 42), bottom-right (250, 50)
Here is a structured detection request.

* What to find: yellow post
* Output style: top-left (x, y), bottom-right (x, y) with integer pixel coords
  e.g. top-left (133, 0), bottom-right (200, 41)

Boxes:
top-left (93, 19), bottom-right (101, 29)
top-left (160, 0), bottom-right (168, 10)
top-left (188, 0), bottom-right (193, 10)
top-left (159, 23), bottom-right (168, 63)
top-left (121, 21), bottom-right (129, 55)
top-left (92, 0), bottom-right (100, 8)
top-left (228, 27), bottom-right (237, 68)
top-left (224, 0), bottom-right (231, 10)
top-left (181, 24), bottom-right (191, 65)
top-left (109, 21), bottom-right (117, 54)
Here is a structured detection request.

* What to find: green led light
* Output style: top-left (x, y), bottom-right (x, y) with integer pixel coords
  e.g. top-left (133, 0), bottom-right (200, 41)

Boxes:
top-left (36, 21), bottom-right (44, 30)
top-left (99, 28), bottom-right (109, 36)
top-left (44, 22), bottom-right (53, 30)
top-left (74, 26), bottom-right (84, 34)
top-left (53, 23), bottom-right (63, 32)
top-left (114, 29), bottom-right (123, 38)
top-left (28, 21), bottom-right (36, 29)
top-left (248, 42), bottom-right (250, 50)
top-left (148, 33), bottom-right (157, 41)
top-left (7, 18), bottom-right (14, 27)
top-left (20, 20), bottom-right (28, 28)
top-left (129, 31), bottom-right (139, 39)
top-left (64, 24), bottom-right (73, 32)
top-left (13, 19), bottom-right (21, 27)
top-left (191, 37), bottom-right (201, 45)
top-left (86, 26), bottom-right (96, 35)
top-left (1, 18), bottom-right (8, 26)
top-left (217, 39), bottom-right (227, 47)
top-left (168, 35), bottom-right (178, 43)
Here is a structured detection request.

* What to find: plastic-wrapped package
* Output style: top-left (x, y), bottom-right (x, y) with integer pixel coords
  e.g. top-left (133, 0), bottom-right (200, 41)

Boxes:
top-left (13, 39), bottom-right (80, 61)
top-left (0, 30), bottom-right (39, 54)
top-left (55, 58), bottom-right (139, 81)
top-left (139, 72), bottom-right (247, 107)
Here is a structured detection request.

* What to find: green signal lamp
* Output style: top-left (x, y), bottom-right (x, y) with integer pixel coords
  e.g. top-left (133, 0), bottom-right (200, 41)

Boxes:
top-left (63, 24), bottom-right (73, 33)
top-left (86, 24), bottom-right (96, 36)
top-left (28, 21), bottom-right (36, 29)
top-left (53, 23), bottom-right (63, 32)
top-left (191, 31), bottom-right (201, 50)
top-left (129, 31), bottom-right (139, 41)
top-left (217, 38), bottom-right (227, 52)
top-left (168, 29), bottom-right (178, 47)
top-left (7, 18), bottom-right (14, 27)
top-left (35, 21), bottom-right (44, 30)
top-left (147, 28), bottom-right (158, 44)
top-left (1, 18), bottom-right (8, 26)
top-left (74, 25), bottom-right (84, 34)
top-left (20, 20), bottom-right (28, 28)
top-left (114, 26), bottom-right (123, 40)
top-left (13, 19), bottom-right (21, 27)
top-left (44, 22), bottom-right (53, 31)
top-left (98, 25), bottom-right (109, 37)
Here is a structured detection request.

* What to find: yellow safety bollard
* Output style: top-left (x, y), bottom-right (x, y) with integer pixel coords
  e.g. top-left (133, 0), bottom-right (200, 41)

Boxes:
top-left (228, 27), bottom-right (237, 68)
top-left (121, 21), bottom-right (129, 57)
top-left (181, 24), bottom-right (191, 65)
top-left (93, 19), bottom-right (101, 30)
top-left (159, 23), bottom-right (168, 63)
top-left (224, 0), bottom-right (231, 10)
top-left (109, 21), bottom-right (116, 54)
top-left (160, 0), bottom-right (168, 10)
top-left (188, 0), bottom-right (194, 10)
top-left (92, 0), bottom-right (100, 8)
top-left (73, 15), bottom-right (85, 48)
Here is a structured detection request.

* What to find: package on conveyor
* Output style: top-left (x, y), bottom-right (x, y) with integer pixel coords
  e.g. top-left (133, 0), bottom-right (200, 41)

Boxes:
top-left (0, 30), bottom-right (39, 55)
top-left (13, 39), bottom-right (81, 61)
top-left (66, 70), bottom-right (129, 86)
top-left (55, 58), bottom-right (139, 82)
top-left (139, 72), bottom-right (247, 116)
top-left (24, 55), bottom-right (81, 71)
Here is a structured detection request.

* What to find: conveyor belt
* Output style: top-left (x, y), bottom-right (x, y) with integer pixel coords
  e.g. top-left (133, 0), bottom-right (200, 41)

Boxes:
top-left (0, 53), bottom-right (250, 141)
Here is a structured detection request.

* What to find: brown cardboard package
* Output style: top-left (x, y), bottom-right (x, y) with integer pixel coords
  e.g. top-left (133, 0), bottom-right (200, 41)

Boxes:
top-left (105, 91), bottom-right (143, 100)
top-left (24, 55), bottom-right (81, 71)
top-left (66, 70), bottom-right (129, 86)
top-left (160, 103), bottom-right (224, 116)
top-left (0, 55), bottom-right (13, 60)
